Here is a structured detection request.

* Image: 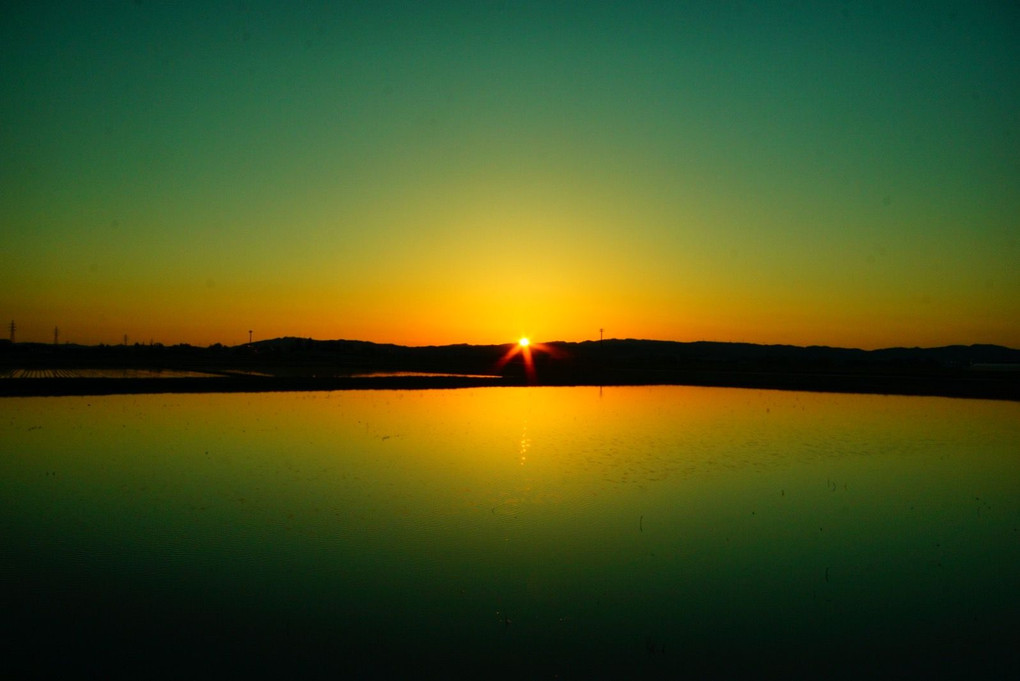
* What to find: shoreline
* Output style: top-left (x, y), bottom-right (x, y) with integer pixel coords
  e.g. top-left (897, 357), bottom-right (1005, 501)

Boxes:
top-left (2, 370), bottom-right (1017, 401)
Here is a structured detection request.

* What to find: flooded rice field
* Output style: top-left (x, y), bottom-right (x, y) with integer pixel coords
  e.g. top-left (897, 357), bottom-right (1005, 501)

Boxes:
top-left (0, 368), bottom-right (220, 379)
top-left (2, 386), bottom-right (1018, 678)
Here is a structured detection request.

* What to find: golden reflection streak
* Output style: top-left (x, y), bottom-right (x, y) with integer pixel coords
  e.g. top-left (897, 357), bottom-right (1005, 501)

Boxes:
top-left (519, 419), bottom-right (529, 466)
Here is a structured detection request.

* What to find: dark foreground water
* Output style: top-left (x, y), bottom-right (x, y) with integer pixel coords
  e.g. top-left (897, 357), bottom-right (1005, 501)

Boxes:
top-left (2, 387), bottom-right (1018, 679)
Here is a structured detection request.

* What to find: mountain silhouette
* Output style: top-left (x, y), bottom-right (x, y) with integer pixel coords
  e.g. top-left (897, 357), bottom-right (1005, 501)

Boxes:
top-left (1, 337), bottom-right (1017, 399)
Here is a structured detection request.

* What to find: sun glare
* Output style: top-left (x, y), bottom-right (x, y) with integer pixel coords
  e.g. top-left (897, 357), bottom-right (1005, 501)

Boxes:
top-left (496, 336), bottom-right (564, 384)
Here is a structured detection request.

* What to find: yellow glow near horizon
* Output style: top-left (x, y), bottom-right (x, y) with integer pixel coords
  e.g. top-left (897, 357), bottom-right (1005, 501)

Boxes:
top-left (519, 337), bottom-right (530, 347)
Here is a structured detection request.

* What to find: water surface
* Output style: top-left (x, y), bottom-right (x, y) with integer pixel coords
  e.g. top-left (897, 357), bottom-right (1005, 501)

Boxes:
top-left (3, 387), bottom-right (1018, 678)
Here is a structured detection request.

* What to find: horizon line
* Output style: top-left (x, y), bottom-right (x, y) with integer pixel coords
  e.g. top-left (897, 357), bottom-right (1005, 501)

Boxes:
top-left (3, 335), bottom-right (1018, 354)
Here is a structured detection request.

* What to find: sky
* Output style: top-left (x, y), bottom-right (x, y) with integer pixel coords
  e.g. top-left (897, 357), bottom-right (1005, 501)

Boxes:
top-left (3, 1), bottom-right (1019, 348)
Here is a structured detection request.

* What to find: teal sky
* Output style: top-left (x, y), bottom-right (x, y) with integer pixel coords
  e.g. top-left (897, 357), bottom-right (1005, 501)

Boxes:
top-left (3, 1), bottom-right (1019, 347)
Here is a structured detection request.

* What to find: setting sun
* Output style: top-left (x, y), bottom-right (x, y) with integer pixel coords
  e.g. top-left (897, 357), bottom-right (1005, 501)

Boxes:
top-left (518, 337), bottom-right (530, 347)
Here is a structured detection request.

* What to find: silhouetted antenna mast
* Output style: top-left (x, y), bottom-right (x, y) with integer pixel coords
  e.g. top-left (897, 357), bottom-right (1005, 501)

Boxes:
top-left (123, 334), bottom-right (128, 346)
top-left (9, 320), bottom-right (14, 343)
top-left (598, 328), bottom-right (605, 391)
top-left (248, 329), bottom-right (253, 344)
top-left (54, 326), bottom-right (59, 345)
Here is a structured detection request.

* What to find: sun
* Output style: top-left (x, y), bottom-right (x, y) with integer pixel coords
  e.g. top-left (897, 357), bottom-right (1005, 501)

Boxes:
top-left (496, 336), bottom-right (564, 383)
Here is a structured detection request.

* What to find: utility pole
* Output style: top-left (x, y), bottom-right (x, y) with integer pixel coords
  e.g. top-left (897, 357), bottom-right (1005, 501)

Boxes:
top-left (9, 320), bottom-right (14, 343)
top-left (123, 334), bottom-right (128, 346)
top-left (54, 326), bottom-right (59, 345)
top-left (598, 328), bottom-right (605, 392)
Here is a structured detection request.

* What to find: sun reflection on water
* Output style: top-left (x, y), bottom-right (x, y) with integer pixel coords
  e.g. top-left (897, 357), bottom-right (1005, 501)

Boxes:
top-left (518, 419), bottom-right (530, 465)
